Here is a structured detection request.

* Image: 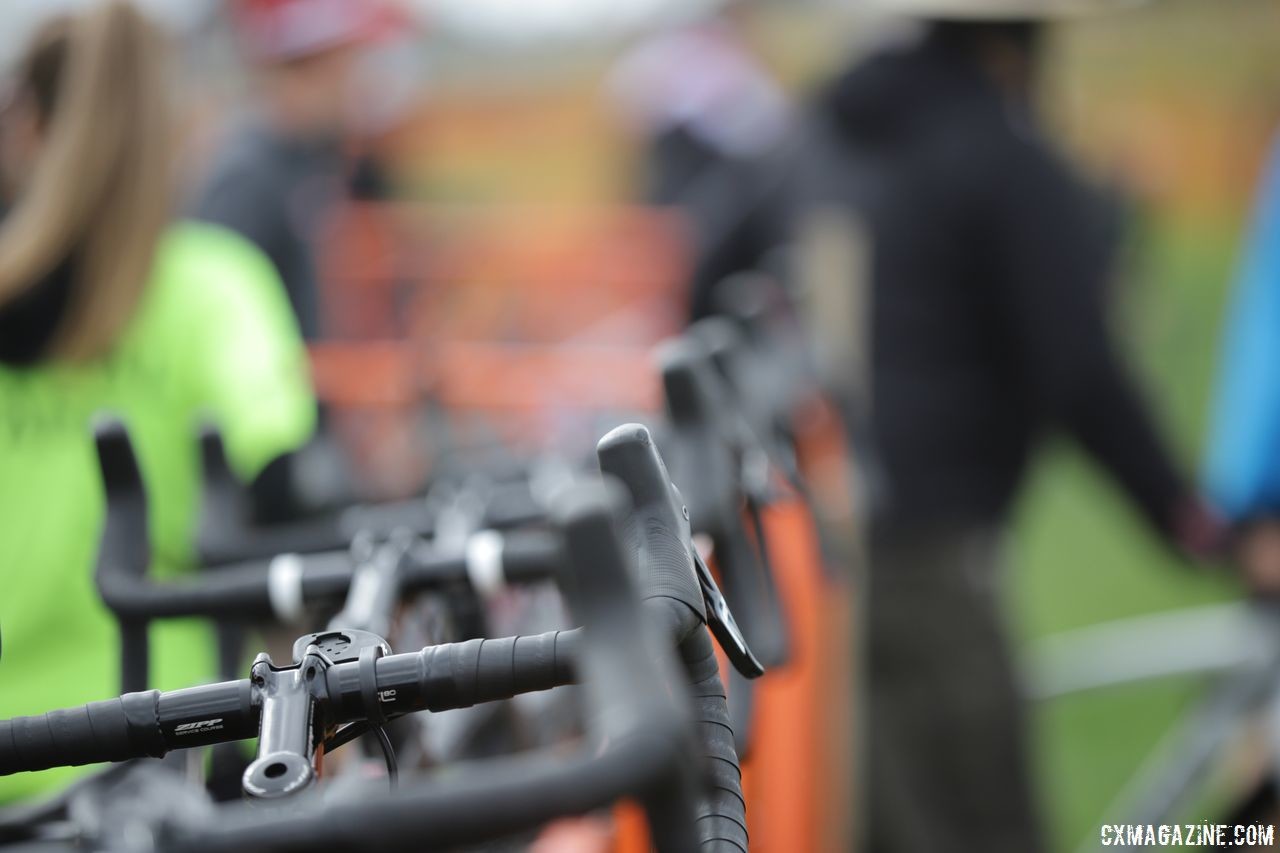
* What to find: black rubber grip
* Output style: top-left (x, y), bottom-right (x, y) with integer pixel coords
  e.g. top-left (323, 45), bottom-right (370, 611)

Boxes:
top-left (0, 692), bottom-right (166, 775)
top-left (324, 629), bottom-right (580, 722)
top-left (413, 630), bottom-right (579, 711)
top-left (597, 424), bottom-right (705, 624)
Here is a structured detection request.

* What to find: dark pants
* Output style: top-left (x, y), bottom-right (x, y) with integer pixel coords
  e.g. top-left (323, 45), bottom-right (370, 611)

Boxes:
top-left (865, 525), bottom-right (1043, 853)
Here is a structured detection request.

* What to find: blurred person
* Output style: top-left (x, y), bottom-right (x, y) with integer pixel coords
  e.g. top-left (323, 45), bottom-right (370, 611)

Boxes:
top-left (1206, 134), bottom-right (1280, 595)
top-left (194, 0), bottom-right (404, 340)
top-left (795, 3), bottom-right (1224, 851)
top-left (0, 0), bottom-right (315, 801)
top-left (608, 4), bottom-right (793, 321)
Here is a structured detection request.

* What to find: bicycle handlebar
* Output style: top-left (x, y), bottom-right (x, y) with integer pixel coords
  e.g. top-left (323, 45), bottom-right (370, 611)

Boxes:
top-left (4, 426), bottom-right (757, 851)
top-left (657, 338), bottom-right (789, 670)
top-left (95, 422), bottom-right (565, 695)
top-left (196, 430), bottom-right (545, 568)
top-left (597, 423), bottom-right (751, 852)
top-left (689, 316), bottom-right (804, 480)
top-left (0, 628), bottom-right (578, 778)
top-left (98, 424), bottom-right (563, 624)
top-left (656, 336), bottom-right (793, 759)
top-left (98, 532), bottom-right (559, 623)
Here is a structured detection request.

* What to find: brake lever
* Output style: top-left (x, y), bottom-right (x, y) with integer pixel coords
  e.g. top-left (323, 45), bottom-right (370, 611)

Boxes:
top-left (693, 548), bottom-right (765, 679)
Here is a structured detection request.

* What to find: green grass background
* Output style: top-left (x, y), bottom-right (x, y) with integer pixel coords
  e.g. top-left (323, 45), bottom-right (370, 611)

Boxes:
top-left (1005, 2), bottom-right (1280, 844)
top-left (1011, 217), bottom-right (1249, 850)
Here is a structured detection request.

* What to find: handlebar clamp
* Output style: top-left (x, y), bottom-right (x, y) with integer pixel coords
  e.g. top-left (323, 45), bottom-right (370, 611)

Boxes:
top-left (243, 631), bottom-right (391, 800)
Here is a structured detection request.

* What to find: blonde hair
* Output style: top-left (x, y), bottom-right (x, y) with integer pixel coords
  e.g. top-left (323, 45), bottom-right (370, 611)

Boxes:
top-left (0, 0), bottom-right (174, 361)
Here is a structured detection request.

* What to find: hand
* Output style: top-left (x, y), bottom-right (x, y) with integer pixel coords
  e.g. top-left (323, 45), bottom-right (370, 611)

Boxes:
top-left (1170, 496), bottom-right (1228, 562)
top-left (1237, 521), bottom-right (1280, 597)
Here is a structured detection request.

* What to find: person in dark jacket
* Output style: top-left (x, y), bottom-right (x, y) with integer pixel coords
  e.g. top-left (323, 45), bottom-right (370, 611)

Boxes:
top-left (798, 4), bottom-right (1221, 851)
top-left (607, 6), bottom-right (793, 322)
top-left (194, 0), bottom-right (403, 340)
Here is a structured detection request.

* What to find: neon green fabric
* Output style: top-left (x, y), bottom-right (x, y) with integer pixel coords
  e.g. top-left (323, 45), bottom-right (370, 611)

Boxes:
top-left (0, 221), bottom-right (316, 801)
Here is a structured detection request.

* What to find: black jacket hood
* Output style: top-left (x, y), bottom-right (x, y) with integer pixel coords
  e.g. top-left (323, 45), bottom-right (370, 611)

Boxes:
top-left (821, 35), bottom-right (1004, 148)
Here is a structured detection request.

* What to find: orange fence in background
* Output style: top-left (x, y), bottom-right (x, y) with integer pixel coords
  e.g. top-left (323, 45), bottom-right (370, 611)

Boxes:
top-left (744, 494), bottom-right (854, 853)
top-left (309, 202), bottom-right (689, 495)
top-left (318, 203), bottom-right (687, 345)
top-left (309, 341), bottom-right (661, 413)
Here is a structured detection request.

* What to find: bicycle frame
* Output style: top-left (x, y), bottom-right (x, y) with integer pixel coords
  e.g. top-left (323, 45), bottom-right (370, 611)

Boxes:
top-left (1026, 602), bottom-right (1280, 853)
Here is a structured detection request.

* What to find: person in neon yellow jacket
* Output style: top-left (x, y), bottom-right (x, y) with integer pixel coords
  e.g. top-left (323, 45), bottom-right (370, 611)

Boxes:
top-left (0, 2), bottom-right (316, 801)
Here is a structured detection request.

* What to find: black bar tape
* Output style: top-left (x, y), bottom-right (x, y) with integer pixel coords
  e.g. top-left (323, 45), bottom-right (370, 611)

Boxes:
top-left (493, 530), bottom-right (561, 584)
top-left (400, 555), bottom-right (466, 593)
top-left (680, 630), bottom-right (748, 853)
top-left (0, 691), bottom-right (165, 775)
top-left (101, 551), bottom-right (356, 623)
